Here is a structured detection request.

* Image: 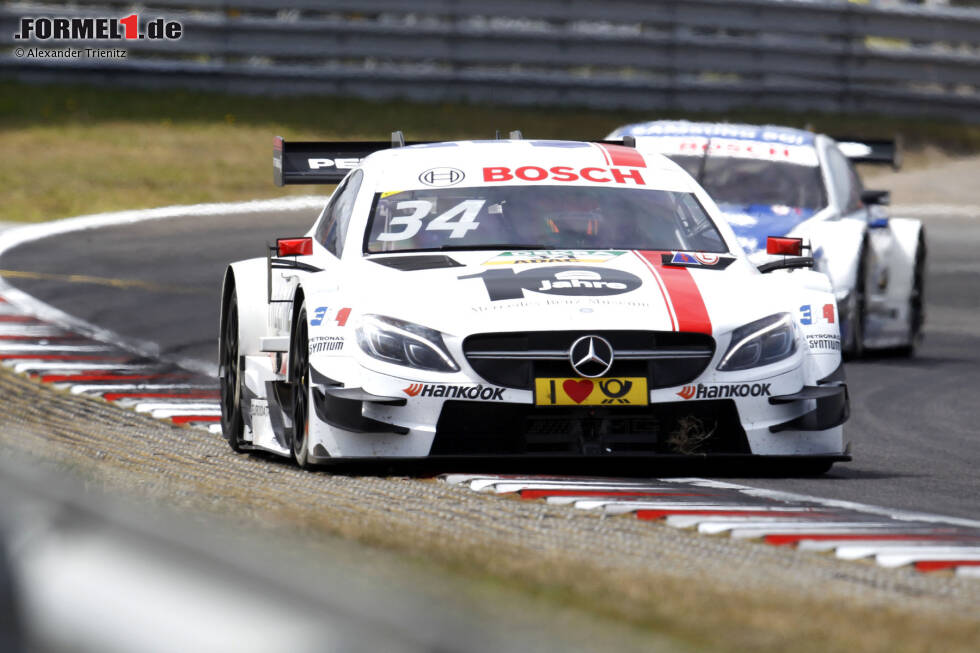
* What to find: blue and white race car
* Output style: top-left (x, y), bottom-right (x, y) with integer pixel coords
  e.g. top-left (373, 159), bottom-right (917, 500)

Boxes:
top-left (607, 121), bottom-right (926, 357)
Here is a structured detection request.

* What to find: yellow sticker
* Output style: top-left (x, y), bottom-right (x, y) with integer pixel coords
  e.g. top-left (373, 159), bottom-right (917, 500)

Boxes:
top-left (534, 377), bottom-right (648, 406)
top-left (380, 190), bottom-right (403, 198)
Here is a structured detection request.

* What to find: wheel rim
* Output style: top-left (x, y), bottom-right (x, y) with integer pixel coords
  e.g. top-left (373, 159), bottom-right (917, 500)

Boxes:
top-left (292, 311), bottom-right (309, 460)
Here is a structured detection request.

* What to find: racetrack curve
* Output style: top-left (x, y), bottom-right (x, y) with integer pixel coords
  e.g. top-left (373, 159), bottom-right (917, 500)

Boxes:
top-left (1, 205), bottom-right (978, 520)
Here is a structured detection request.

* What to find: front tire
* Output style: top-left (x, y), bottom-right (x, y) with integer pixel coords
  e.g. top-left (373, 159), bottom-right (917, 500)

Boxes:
top-left (289, 300), bottom-right (311, 467)
top-left (842, 243), bottom-right (869, 359)
top-left (219, 289), bottom-right (246, 452)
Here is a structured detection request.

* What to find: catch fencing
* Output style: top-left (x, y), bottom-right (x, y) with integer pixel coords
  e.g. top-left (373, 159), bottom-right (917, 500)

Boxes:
top-left (2, 0), bottom-right (980, 120)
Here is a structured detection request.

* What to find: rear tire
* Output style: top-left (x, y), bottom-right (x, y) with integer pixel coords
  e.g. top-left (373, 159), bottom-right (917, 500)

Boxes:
top-left (842, 243), bottom-right (869, 359)
top-left (895, 232), bottom-right (926, 357)
top-left (219, 289), bottom-right (246, 452)
top-left (289, 300), bottom-right (311, 468)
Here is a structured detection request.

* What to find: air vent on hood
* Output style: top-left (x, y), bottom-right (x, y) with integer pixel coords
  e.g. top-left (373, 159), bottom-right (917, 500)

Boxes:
top-left (370, 255), bottom-right (464, 271)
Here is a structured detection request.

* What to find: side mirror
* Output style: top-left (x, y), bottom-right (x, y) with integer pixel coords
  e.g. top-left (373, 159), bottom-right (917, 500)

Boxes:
top-left (766, 236), bottom-right (803, 256)
top-left (277, 237), bottom-right (313, 257)
top-left (861, 189), bottom-right (890, 206)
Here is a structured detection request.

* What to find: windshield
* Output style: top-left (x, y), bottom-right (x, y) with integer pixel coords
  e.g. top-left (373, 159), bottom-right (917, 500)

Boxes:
top-left (364, 186), bottom-right (728, 254)
top-left (667, 156), bottom-right (826, 211)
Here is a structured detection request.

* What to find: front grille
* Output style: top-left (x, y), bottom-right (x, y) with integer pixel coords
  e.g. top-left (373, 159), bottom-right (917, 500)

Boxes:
top-left (463, 330), bottom-right (715, 390)
top-left (432, 399), bottom-right (748, 456)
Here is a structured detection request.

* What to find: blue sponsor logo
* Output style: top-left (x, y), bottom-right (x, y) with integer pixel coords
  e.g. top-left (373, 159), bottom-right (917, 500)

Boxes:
top-left (310, 306), bottom-right (328, 326)
top-left (718, 203), bottom-right (817, 255)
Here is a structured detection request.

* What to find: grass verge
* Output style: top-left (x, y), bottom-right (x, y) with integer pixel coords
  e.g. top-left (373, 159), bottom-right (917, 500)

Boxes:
top-left (3, 79), bottom-right (980, 222)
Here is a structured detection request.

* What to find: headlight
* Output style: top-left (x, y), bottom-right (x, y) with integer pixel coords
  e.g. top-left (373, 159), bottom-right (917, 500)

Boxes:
top-left (355, 314), bottom-right (459, 372)
top-left (717, 313), bottom-right (797, 371)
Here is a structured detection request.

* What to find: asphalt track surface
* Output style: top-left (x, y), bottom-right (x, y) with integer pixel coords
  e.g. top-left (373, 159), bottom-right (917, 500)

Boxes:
top-left (2, 207), bottom-right (978, 520)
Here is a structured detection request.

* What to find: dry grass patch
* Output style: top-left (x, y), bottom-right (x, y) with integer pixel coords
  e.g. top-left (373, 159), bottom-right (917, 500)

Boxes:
top-left (3, 80), bottom-right (980, 222)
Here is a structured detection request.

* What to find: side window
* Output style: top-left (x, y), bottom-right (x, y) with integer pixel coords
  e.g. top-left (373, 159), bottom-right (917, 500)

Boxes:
top-left (826, 147), bottom-right (863, 214)
top-left (315, 169), bottom-right (363, 257)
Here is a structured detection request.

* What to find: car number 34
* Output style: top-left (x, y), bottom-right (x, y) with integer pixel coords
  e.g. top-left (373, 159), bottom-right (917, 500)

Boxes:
top-left (378, 199), bottom-right (486, 241)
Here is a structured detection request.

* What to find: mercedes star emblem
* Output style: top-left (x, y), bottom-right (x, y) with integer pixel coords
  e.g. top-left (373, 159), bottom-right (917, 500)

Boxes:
top-left (569, 335), bottom-right (614, 378)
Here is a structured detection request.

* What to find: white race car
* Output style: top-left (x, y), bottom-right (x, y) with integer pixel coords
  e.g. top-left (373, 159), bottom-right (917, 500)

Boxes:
top-left (218, 134), bottom-right (850, 471)
top-left (606, 121), bottom-right (925, 357)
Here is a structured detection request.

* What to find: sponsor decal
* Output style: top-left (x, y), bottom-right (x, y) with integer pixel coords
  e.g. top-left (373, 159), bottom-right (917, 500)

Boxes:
top-left (535, 376), bottom-right (647, 406)
top-left (309, 336), bottom-right (344, 354)
top-left (310, 306), bottom-right (351, 327)
top-left (482, 166), bottom-right (645, 186)
top-left (806, 333), bottom-right (841, 352)
top-left (402, 383), bottom-right (505, 400)
top-left (335, 307), bottom-right (351, 327)
top-left (307, 157), bottom-right (359, 170)
top-left (677, 383), bottom-right (772, 400)
top-left (661, 251), bottom-right (733, 269)
top-left (718, 203), bottom-right (818, 256)
top-left (419, 167), bottom-right (465, 187)
top-left (310, 306), bottom-right (328, 326)
top-left (614, 121), bottom-right (814, 146)
top-left (249, 401), bottom-right (269, 418)
top-left (799, 303), bottom-right (835, 326)
top-left (483, 250), bottom-right (626, 266)
top-left (459, 266), bottom-right (642, 302)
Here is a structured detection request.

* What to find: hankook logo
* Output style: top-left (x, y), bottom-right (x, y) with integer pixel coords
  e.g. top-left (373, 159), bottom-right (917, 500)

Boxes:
top-left (569, 335), bottom-right (614, 378)
top-left (419, 167), bottom-right (465, 187)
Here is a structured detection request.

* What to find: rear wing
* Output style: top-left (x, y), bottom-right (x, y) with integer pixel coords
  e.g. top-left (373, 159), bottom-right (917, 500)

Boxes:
top-left (273, 132), bottom-right (424, 185)
top-left (273, 132), bottom-right (638, 185)
top-left (833, 136), bottom-right (902, 171)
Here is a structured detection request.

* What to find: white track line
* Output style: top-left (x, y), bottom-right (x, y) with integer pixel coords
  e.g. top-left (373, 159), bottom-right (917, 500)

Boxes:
top-left (835, 545), bottom-right (980, 560)
top-left (150, 408), bottom-right (222, 419)
top-left (70, 383), bottom-right (217, 395)
top-left (877, 552), bottom-right (980, 568)
top-left (0, 344), bottom-right (115, 353)
top-left (797, 538), bottom-right (975, 552)
top-left (11, 363), bottom-right (154, 374)
top-left (727, 524), bottom-right (949, 539)
top-left (0, 325), bottom-right (70, 337)
top-left (664, 514), bottom-right (834, 528)
top-left (0, 196), bottom-right (327, 378)
top-left (133, 402), bottom-right (220, 414)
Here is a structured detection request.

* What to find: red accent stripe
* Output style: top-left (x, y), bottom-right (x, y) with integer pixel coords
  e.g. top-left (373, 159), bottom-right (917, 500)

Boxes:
top-left (0, 315), bottom-right (43, 323)
top-left (103, 391), bottom-right (220, 402)
top-left (631, 250), bottom-right (677, 330)
top-left (914, 560), bottom-right (980, 572)
top-left (763, 532), bottom-right (969, 546)
top-left (518, 490), bottom-right (712, 500)
top-left (597, 143), bottom-right (646, 168)
top-left (170, 415), bottom-right (221, 424)
top-left (635, 250), bottom-right (712, 334)
top-left (0, 354), bottom-right (128, 361)
top-left (637, 509), bottom-right (823, 520)
top-left (39, 372), bottom-right (190, 383)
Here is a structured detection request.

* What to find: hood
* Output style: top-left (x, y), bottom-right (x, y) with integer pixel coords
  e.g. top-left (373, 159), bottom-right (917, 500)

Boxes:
top-left (718, 202), bottom-right (818, 256)
top-left (344, 249), bottom-right (786, 339)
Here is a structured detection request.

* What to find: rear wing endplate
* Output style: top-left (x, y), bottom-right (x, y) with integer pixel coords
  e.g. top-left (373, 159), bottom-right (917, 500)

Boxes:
top-left (834, 136), bottom-right (902, 171)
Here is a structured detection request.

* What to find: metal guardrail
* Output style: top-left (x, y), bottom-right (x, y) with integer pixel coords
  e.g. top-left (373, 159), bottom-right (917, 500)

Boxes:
top-left (1, 0), bottom-right (980, 120)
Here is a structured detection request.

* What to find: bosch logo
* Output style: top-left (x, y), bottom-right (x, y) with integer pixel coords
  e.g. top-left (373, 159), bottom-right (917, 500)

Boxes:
top-left (569, 335), bottom-right (614, 378)
top-left (419, 167), bottom-right (465, 187)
